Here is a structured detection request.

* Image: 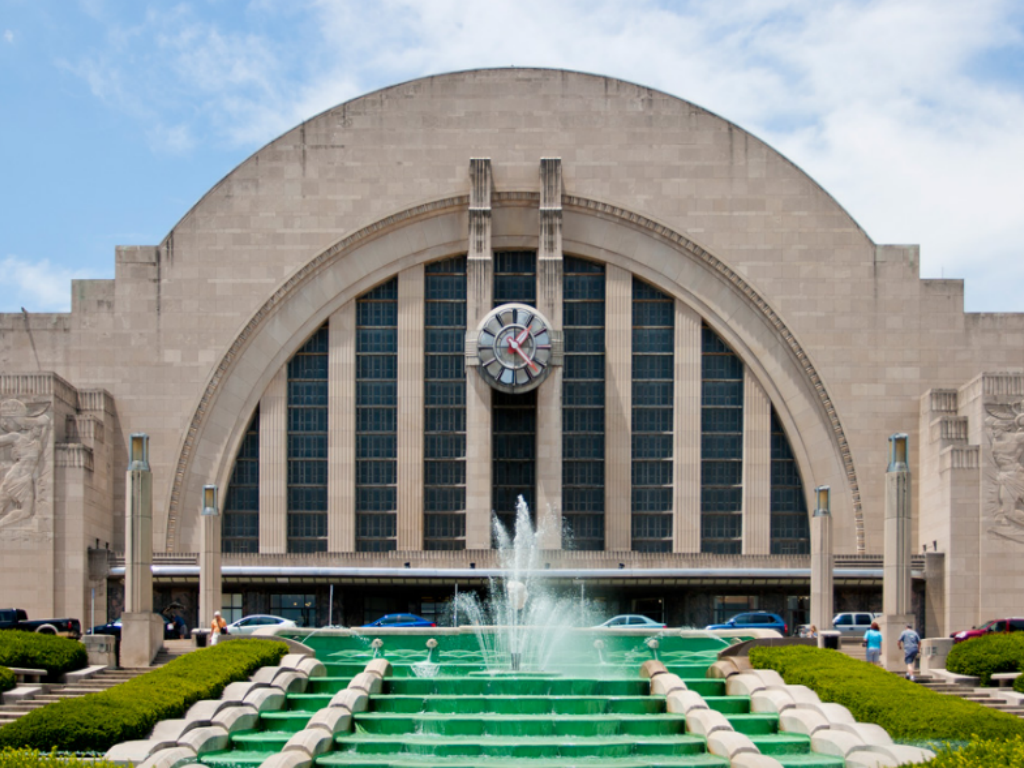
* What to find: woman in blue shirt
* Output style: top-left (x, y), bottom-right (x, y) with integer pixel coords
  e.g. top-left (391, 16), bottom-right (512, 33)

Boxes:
top-left (864, 621), bottom-right (883, 665)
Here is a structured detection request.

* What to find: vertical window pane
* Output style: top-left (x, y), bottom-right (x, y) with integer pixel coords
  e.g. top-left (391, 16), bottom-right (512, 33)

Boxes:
top-left (632, 277), bottom-right (673, 552)
top-left (563, 258), bottom-right (605, 550)
top-left (701, 323), bottom-right (743, 553)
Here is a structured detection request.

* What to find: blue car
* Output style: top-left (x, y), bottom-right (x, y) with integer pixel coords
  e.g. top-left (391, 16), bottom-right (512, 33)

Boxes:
top-left (705, 611), bottom-right (788, 635)
top-left (363, 613), bottom-right (436, 628)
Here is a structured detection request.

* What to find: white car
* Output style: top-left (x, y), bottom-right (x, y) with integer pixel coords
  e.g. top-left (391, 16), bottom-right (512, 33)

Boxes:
top-left (226, 614), bottom-right (296, 635)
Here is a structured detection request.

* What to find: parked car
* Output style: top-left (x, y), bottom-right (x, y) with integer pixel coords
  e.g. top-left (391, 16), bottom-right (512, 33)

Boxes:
top-left (594, 615), bottom-right (667, 629)
top-left (705, 612), bottom-right (788, 635)
top-left (225, 615), bottom-right (297, 635)
top-left (832, 612), bottom-right (882, 638)
top-left (89, 615), bottom-right (182, 641)
top-left (363, 613), bottom-right (436, 628)
top-left (951, 617), bottom-right (1024, 644)
top-left (0, 608), bottom-right (82, 639)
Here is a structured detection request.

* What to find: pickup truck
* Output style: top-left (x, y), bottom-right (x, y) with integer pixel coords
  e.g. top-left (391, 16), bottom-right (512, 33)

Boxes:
top-left (0, 608), bottom-right (82, 639)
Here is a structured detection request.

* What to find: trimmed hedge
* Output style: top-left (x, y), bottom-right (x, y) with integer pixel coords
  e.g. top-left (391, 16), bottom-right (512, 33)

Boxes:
top-left (0, 748), bottom-right (119, 768)
top-left (906, 735), bottom-right (1024, 767)
top-left (0, 638), bottom-right (288, 753)
top-left (749, 645), bottom-right (1024, 741)
top-left (0, 667), bottom-right (15, 694)
top-left (945, 633), bottom-right (1024, 686)
top-left (0, 632), bottom-right (87, 679)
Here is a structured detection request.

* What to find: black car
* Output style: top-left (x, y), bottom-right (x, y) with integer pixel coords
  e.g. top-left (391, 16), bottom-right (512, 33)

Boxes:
top-left (90, 615), bottom-right (184, 641)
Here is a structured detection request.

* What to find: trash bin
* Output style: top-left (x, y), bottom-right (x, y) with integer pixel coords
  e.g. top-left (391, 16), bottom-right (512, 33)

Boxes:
top-left (192, 628), bottom-right (209, 648)
top-left (821, 631), bottom-right (840, 650)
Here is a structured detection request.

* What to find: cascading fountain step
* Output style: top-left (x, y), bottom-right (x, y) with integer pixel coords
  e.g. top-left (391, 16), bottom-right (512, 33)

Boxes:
top-left (307, 676), bottom-right (359, 694)
top-left (317, 754), bottom-right (732, 768)
top-left (202, 749), bottom-right (279, 768)
top-left (350, 712), bottom-right (691, 737)
top-left (371, 694), bottom-right (666, 715)
top-left (386, 677), bottom-right (651, 697)
top-left (331, 733), bottom-right (713, 758)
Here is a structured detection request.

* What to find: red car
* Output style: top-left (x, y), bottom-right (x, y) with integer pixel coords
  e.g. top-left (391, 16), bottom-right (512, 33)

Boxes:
top-left (951, 617), bottom-right (1024, 644)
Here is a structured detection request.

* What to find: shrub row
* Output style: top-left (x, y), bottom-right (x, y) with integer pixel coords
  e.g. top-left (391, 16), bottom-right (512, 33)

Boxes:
top-left (0, 667), bottom-right (15, 694)
top-left (0, 748), bottom-right (119, 768)
top-left (905, 735), bottom-right (1024, 767)
top-left (0, 638), bottom-right (289, 753)
top-left (0, 633), bottom-right (87, 680)
top-left (748, 645), bottom-right (1024, 741)
top-left (944, 633), bottom-right (1024, 688)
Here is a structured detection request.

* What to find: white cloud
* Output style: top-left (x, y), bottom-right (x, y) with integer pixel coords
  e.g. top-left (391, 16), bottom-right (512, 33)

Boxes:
top-left (3, 30), bottom-right (13, 43)
top-left (0, 256), bottom-right (96, 313)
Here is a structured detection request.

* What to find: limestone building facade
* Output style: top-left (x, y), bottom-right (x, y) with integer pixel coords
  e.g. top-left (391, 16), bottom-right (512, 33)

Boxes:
top-left (1, 69), bottom-right (1021, 634)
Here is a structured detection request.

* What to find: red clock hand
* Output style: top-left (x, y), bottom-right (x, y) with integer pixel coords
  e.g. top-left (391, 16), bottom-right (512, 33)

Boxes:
top-left (515, 326), bottom-right (531, 345)
top-left (509, 340), bottom-right (539, 373)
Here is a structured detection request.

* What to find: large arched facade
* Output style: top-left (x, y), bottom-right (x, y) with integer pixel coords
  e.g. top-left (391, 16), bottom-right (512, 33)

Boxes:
top-left (3, 68), bottom-right (1024, 635)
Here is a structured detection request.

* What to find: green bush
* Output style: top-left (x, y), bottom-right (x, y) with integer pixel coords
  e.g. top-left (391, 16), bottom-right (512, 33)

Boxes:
top-left (0, 667), bottom-right (15, 694)
top-left (945, 633), bottom-right (1024, 686)
top-left (906, 735), bottom-right (1024, 767)
top-left (0, 632), bottom-right (87, 679)
top-left (748, 645), bottom-right (1024, 741)
top-left (1015, 673), bottom-right (1023, 694)
top-left (0, 748), bottom-right (119, 768)
top-left (0, 638), bottom-right (288, 753)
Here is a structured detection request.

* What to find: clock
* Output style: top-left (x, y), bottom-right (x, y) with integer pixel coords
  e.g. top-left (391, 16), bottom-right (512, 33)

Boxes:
top-left (472, 303), bottom-right (556, 393)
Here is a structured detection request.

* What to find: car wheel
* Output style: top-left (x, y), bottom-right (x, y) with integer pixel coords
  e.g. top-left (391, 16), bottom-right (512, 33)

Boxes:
top-left (35, 624), bottom-right (57, 635)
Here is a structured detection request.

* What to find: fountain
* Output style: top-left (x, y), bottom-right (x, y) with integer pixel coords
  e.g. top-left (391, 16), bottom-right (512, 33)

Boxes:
top-left (454, 496), bottom-right (597, 674)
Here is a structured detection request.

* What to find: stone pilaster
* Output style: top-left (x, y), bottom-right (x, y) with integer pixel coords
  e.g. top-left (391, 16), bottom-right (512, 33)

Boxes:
top-left (259, 367), bottom-right (288, 553)
top-left (605, 265), bottom-right (632, 551)
top-left (328, 303), bottom-right (356, 552)
top-left (397, 265), bottom-right (425, 550)
top-left (742, 372), bottom-right (771, 555)
top-left (465, 158), bottom-right (493, 549)
top-left (536, 158), bottom-right (563, 549)
top-left (673, 301), bottom-right (701, 553)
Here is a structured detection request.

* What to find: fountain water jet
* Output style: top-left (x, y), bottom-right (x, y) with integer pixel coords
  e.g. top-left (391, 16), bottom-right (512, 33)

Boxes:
top-left (455, 495), bottom-right (597, 673)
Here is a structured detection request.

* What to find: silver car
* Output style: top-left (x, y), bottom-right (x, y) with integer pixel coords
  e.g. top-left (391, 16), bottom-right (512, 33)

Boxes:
top-left (832, 612), bottom-right (880, 638)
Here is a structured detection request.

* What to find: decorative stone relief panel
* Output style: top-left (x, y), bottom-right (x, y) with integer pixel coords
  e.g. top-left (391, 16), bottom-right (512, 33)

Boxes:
top-left (983, 401), bottom-right (1024, 546)
top-left (0, 397), bottom-right (52, 531)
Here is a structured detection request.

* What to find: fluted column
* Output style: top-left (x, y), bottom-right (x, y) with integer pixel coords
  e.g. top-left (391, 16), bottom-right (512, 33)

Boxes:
top-left (536, 158), bottom-right (563, 549)
top-left (259, 367), bottom-right (288, 553)
top-left (673, 301), bottom-right (701, 552)
top-left (605, 265), bottom-right (632, 551)
top-left (328, 303), bottom-right (356, 552)
top-left (742, 371), bottom-right (771, 555)
top-left (465, 158), bottom-right (493, 549)
top-left (397, 265), bottom-right (425, 550)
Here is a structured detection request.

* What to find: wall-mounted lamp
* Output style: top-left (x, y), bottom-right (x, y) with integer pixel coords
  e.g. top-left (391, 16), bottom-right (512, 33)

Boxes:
top-left (618, 563), bottom-right (625, 570)
top-left (469, 562), bottom-right (476, 569)
top-left (129, 433), bottom-right (150, 471)
top-left (888, 433), bottom-right (909, 472)
top-left (813, 486), bottom-right (831, 517)
top-left (201, 485), bottom-right (219, 516)
top-left (404, 562), bottom-right (411, 568)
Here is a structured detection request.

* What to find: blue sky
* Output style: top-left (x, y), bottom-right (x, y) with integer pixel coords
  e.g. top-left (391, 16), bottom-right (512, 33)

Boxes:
top-left (2, 0), bottom-right (1023, 312)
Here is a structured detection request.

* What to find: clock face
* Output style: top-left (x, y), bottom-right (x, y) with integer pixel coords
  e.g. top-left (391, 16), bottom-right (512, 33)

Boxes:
top-left (476, 303), bottom-right (553, 392)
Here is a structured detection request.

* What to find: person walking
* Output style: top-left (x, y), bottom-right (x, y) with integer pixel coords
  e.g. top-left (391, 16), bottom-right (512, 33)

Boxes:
top-left (897, 623), bottom-right (921, 680)
top-left (864, 621), bottom-right (883, 665)
top-left (210, 611), bottom-right (227, 645)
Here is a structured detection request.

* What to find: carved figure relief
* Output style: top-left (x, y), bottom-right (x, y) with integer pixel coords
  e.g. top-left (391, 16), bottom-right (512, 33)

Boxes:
top-left (984, 402), bottom-right (1024, 545)
top-left (0, 399), bottom-right (51, 529)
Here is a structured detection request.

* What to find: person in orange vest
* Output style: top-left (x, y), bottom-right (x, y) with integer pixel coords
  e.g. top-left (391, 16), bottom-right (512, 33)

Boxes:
top-left (210, 611), bottom-right (227, 645)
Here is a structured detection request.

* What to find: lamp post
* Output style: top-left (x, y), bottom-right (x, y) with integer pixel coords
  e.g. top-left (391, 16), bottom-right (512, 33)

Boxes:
top-left (810, 485), bottom-right (833, 637)
top-left (199, 484), bottom-right (222, 636)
